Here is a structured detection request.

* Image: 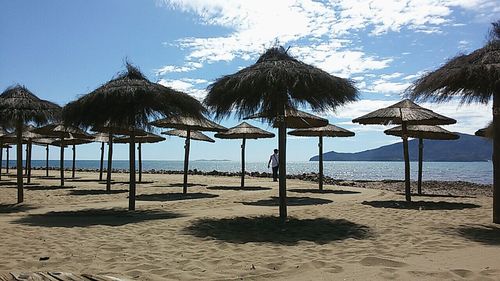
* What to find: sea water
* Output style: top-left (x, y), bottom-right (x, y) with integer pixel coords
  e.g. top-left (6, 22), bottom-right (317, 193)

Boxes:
top-left (6, 160), bottom-right (492, 185)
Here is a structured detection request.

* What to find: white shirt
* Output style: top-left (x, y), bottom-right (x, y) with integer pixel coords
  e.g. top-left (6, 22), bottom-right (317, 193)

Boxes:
top-left (270, 153), bottom-right (279, 167)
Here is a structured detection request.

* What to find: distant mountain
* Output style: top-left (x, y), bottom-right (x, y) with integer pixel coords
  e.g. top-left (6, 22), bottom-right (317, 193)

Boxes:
top-left (310, 133), bottom-right (492, 162)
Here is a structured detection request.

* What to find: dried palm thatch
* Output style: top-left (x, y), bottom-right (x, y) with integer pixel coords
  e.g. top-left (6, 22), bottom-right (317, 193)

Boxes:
top-left (408, 21), bottom-right (500, 224)
top-left (385, 125), bottom-right (459, 194)
top-left (214, 122), bottom-right (274, 188)
top-left (289, 124), bottom-right (355, 190)
top-left (162, 129), bottom-right (215, 142)
top-left (352, 99), bottom-right (456, 125)
top-left (245, 108), bottom-right (328, 129)
top-left (205, 46), bottom-right (358, 221)
top-left (0, 85), bottom-right (61, 203)
top-left (63, 63), bottom-right (205, 210)
top-left (475, 122), bottom-right (493, 139)
top-left (353, 99), bottom-right (456, 202)
top-left (91, 122), bottom-right (148, 136)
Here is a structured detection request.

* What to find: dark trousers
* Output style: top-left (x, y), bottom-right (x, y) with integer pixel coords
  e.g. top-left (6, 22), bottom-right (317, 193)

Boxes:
top-left (272, 166), bottom-right (279, 181)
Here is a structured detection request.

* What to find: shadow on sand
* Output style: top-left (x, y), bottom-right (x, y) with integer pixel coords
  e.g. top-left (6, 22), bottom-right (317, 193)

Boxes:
top-left (207, 186), bottom-right (272, 191)
top-left (241, 196), bottom-right (333, 207)
top-left (289, 188), bottom-right (360, 195)
top-left (25, 185), bottom-right (77, 191)
top-left (0, 181), bottom-right (19, 187)
top-left (362, 200), bottom-right (480, 210)
top-left (454, 225), bottom-right (500, 245)
top-left (136, 192), bottom-right (218, 202)
top-left (14, 208), bottom-right (183, 227)
top-left (0, 203), bottom-right (38, 213)
top-left (184, 216), bottom-right (372, 244)
top-left (163, 183), bottom-right (208, 188)
top-left (68, 189), bottom-right (129, 196)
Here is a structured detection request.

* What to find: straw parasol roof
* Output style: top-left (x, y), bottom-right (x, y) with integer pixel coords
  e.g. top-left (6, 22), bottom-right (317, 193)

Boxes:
top-left (34, 124), bottom-right (92, 139)
top-left (214, 122), bottom-right (274, 139)
top-left (384, 125), bottom-right (459, 140)
top-left (2, 125), bottom-right (46, 143)
top-left (288, 124), bottom-right (355, 137)
top-left (244, 108), bottom-right (328, 129)
top-left (93, 132), bottom-right (112, 143)
top-left (162, 129), bottom-right (215, 143)
top-left (113, 132), bottom-right (165, 144)
top-left (91, 122), bottom-right (148, 136)
top-left (352, 99), bottom-right (456, 126)
top-left (51, 133), bottom-right (94, 146)
top-left (205, 46), bottom-right (358, 221)
top-left (0, 85), bottom-right (61, 204)
top-left (475, 122), bottom-right (493, 139)
top-left (63, 63), bottom-right (206, 210)
top-left (150, 115), bottom-right (227, 132)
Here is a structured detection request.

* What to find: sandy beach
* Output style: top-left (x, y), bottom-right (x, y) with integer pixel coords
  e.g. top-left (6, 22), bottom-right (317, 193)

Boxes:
top-left (0, 170), bottom-right (499, 280)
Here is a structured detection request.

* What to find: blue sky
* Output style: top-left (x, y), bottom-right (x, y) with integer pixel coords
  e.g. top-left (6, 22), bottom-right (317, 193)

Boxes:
top-left (1, 0), bottom-right (498, 162)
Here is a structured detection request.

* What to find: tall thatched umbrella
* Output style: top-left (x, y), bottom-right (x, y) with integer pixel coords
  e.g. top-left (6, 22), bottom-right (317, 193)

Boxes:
top-left (384, 125), bottom-right (459, 194)
top-left (32, 138), bottom-right (57, 177)
top-left (408, 21), bottom-right (500, 223)
top-left (288, 124), bottom-right (355, 190)
top-left (52, 134), bottom-right (93, 179)
top-left (214, 122), bottom-right (275, 188)
top-left (353, 99), bottom-right (456, 201)
top-left (475, 122), bottom-right (493, 139)
top-left (114, 132), bottom-right (165, 182)
top-left (205, 47), bottom-right (356, 221)
top-left (34, 124), bottom-right (92, 186)
top-left (63, 63), bottom-right (205, 210)
top-left (151, 115), bottom-right (226, 194)
top-left (0, 85), bottom-right (60, 203)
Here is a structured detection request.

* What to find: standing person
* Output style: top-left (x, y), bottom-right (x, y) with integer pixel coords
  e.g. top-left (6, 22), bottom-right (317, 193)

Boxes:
top-left (268, 149), bottom-right (279, 182)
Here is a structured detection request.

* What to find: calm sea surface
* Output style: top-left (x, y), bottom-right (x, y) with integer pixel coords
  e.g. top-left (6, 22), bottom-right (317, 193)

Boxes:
top-left (8, 160), bottom-right (492, 185)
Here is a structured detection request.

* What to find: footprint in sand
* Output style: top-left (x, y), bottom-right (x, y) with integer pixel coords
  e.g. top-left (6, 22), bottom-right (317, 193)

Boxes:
top-left (451, 269), bottom-right (474, 278)
top-left (360, 257), bottom-right (408, 268)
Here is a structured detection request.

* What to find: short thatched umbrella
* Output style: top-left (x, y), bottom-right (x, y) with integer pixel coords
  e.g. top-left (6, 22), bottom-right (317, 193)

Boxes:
top-left (91, 125), bottom-right (147, 190)
top-left (205, 47), bottom-right (357, 221)
top-left (2, 145), bottom-right (12, 175)
top-left (214, 122), bottom-right (275, 188)
top-left (151, 115), bottom-right (226, 194)
top-left (34, 124), bottom-right (92, 186)
top-left (288, 124), bottom-right (355, 190)
top-left (32, 138), bottom-right (57, 177)
top-left (3, 125), bottom-right (46, 183)
top-left (52, 134), bottom-right (93, 179)
top-left (475, 122), bottom-right (493, 139)
top-left (408, 21), bottom-right (500, 223)
top-left (0, 85), bottom-right (60, 203)
top-left (114, 132), bottom-right (165, 182)
top-left (0, 128), bottom-right (9, 180)
top-left (353, 99), bottom-right (456, 202)
top-left (63, 63), bottom-right (205, 210)
top-left (245, 108), bottom-right (329, 128)
top-left (384, 125), bottom-right (459, 194)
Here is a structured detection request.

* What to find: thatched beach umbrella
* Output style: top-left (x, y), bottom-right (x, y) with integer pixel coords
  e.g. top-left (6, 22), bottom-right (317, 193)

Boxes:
top-left (214, 122), bottom-right (275, 188)
top-left (32, 138), bottom-right (57, 177)
top-left (63, 63), bottom-right (204, 210)
top-left (408, 21), bottom-right (500, 223)
top-left (0, 85), bottom-right (60, 203)
top-left (289, 124), bottom-right (355, 191)
top-left (91, 125), bottom-right (147, 191)
top-left (52, 134), bottom-right (93, 179)
top-left (353, 99), bottom-right (455, 202)
top-left (3, 125), bottom-right (46, 183)
top-left (245, 108), bottom-right (329, 128)
top-left (34, 124), bottom-right (92, 186)
top-left (205, 47), bottom-right (357, 221)
top-left (2, 145), bottom-right (12, 175)
top-left (114, 132), bottom-right (165, 182)
top-left (384, 125), bottom-right (459, 194)
top-left (0, 128), bottom-right (9, 180)
top-left (151, 115), bottom-right (226, 193)
top-left (475, 122), bottom-right (493, 139)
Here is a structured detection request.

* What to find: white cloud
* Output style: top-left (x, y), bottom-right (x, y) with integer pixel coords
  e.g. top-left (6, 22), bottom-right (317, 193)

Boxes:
top-left (158, 78), bottom-right (208, 100)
